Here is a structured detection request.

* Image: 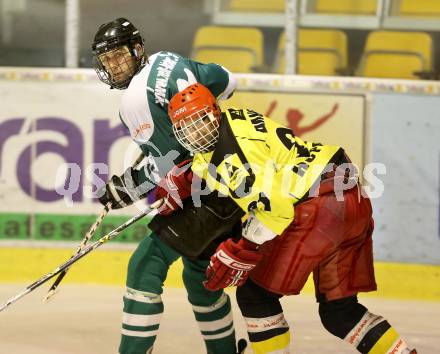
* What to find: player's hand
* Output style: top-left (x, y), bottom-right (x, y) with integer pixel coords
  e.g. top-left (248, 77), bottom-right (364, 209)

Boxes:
top-left (204, 238), bottom-right (262, 291)
top-left (98, 167), bottom-right (147, 209)
top-left (154, 160), bottom-right (194, 215)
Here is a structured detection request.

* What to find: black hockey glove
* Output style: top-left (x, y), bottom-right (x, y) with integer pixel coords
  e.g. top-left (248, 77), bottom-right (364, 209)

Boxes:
top-left (98, 167), bottom-right (149, 209)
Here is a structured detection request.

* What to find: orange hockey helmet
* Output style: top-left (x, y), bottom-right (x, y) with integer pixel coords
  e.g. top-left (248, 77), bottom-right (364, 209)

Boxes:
top-left (168, 83), bottom-right (221, 153)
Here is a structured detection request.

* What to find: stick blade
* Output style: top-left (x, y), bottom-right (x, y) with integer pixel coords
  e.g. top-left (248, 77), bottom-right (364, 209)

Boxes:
top-left (43, 288), bottom-right (60, 303)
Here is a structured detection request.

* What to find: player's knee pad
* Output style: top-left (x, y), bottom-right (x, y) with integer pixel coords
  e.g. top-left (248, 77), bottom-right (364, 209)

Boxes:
top-left (182, 258), bottom-right (209, 286)
top-left (126, 235), bottom-right (179, 293)
top-left (318, 295), bottom-right (368, 339)
top-left (236, 279), bottom-right (283, 318)
top-left (182, 258), bottom-right (224, 306)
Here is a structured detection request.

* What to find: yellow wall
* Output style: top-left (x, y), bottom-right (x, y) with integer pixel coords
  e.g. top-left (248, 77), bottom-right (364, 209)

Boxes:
top-left (1, 248), bottom-right (439, 301)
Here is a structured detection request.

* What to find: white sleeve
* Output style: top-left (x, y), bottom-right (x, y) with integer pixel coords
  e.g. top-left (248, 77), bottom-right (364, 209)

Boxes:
top-left (119, 66), bottom-right (155, 144)
top-left (242, 212), bottom-right (277, 245)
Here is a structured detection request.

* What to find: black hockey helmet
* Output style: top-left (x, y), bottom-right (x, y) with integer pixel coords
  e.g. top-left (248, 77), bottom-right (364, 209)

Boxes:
top-left (91, 18), bottom-right (146, 89)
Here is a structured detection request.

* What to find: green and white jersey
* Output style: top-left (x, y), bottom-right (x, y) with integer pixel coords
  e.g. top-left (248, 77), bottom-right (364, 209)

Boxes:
top-left (120, 51), bottom-right (235, 157)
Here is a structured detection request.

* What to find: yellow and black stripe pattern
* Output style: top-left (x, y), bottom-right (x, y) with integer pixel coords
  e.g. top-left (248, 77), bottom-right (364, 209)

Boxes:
top-left (345, 311), bottom-right (410, 353)
top-left (244, 313), bottom-right (290, 354)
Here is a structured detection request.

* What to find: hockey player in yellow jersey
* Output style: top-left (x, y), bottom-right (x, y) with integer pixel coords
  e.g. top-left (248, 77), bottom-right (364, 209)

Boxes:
top-left (154, 83), bottom-right (418, 354)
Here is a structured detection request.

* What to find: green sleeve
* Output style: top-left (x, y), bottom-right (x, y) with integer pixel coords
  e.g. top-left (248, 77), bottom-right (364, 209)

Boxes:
top-left (186, 59), bottom-right (237, 100)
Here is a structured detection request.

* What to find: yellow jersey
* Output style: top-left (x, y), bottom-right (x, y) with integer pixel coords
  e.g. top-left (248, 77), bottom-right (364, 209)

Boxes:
top-left (192, 108), bottom-right (343, 235)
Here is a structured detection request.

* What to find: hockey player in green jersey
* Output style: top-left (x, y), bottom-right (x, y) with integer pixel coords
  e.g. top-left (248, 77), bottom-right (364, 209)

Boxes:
top-left (160, 83), bottom-right (418, 354)
top-left (92, 18), bottom-right (245, 354)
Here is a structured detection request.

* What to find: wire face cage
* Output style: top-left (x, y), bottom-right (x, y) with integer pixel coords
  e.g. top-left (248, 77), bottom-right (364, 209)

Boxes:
top-left (93, 46), bottom-right (139, 89)
top-left (172, 107), bottom-right (220, 153)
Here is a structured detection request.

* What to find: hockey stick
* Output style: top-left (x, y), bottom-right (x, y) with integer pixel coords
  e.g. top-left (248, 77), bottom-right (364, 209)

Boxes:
top-left (44, 153), bottom-right (145, 302)
top-left (43, 202), bottom-right (111, 302)
top-left (0, 200), bottom-right (161, 313)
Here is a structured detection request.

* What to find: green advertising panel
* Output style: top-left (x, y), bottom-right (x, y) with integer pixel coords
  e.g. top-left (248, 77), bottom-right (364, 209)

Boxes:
top-left (0, 213), bottom-right (153, 243)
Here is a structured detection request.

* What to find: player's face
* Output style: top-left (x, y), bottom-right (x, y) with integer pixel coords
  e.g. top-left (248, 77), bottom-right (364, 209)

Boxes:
top-left (184, 113), bottom-right (218, 151)
top-left (188, 116), bottom-right (211, 146)
top-left (98, 46), bottom-right (136, 84)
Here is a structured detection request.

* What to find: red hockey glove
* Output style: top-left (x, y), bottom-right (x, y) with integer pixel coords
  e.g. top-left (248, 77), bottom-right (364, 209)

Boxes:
top-left (204, 238), bottom-right (262, 291)
top-left (154, 160), bottom-right (194, 215)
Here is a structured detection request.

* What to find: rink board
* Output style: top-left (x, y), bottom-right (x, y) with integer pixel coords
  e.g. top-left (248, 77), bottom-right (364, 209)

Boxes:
top-left (0, 247), bottom-right (439, 301)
